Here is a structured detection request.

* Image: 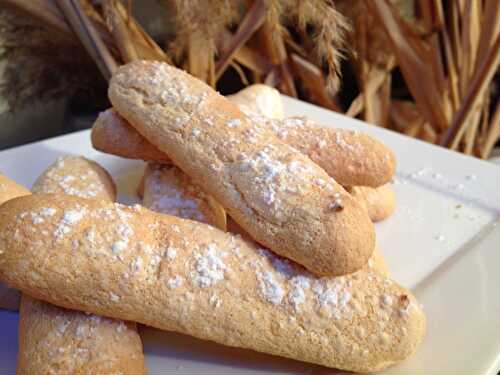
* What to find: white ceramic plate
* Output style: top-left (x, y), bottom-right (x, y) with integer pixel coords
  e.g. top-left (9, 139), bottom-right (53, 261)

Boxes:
top-left (0, 97), bottom-right (499, 375)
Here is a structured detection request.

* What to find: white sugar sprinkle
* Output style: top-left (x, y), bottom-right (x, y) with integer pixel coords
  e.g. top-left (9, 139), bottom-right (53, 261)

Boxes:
top-left (110, 293), bottom-right (120, 302)
top-left (117, 223), bottom-right (134, 238)
top-left (315, 178), bottom-right (326, 187)
top-left (116, 322), bottom-right (127, 333)
top-left (289, 276), bottom-right (310, 310)
top-left (32, 215), bottom-right (45, 225)
top-left (76, 324), bottom-right (86, 338)
top-left (193, 244), bottom-right (227, 287)
top-left (167, 275), bottom-right (183, 289)
top-left (57, 320), bottom-right (70, 335)
top-left (318, 140), bottom-right (327, 149)
top-left (313, 282), bottom-right (351, 318)
top-left (257, 271), bottom-right (284, 305)
top-left (61, 175), bottom-right (76, 183)
top-left (226, 119), bottom-right (241, 128)
top-left (192, 128), bottom-right (201, 136)
top-left (41, 207), bottom-right (57, 217)
top-left (166, 246), bottom-right (177, 260)
top-left (112, 241), bottom-right (127, 253)
top-left (381, 294), bottom-right (393, 306)
top-left (54, 209), bottom-right (85, 238)
top-left (62, 210), bottom-right (84, 224)
top-left (209, 293), bottom-right (222, 308)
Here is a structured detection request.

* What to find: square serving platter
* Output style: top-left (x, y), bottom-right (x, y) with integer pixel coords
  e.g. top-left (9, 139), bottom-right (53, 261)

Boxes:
top-left (0, 97), bottom-right (499, 375)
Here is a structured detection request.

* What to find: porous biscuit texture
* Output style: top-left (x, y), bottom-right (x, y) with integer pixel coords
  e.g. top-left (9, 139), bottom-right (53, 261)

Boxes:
top-left (0, 173), bottom-right (30, 310)
top-left (143, 163), bottom-right (226, 230)
top-left (0, 194), bottom-right (425, 373)
top-left (91, 109), bottom-right (395, 188)
top-left (92, 108), bottom-right (170, 163)
top-left (227, 84), bottom-right (284, 120)
top-left (348, 184), bottom-right (396, 222)
top-left (109, 60), bottom-right (375, 276)
top-left (17, 156), bottom-right (146, 375)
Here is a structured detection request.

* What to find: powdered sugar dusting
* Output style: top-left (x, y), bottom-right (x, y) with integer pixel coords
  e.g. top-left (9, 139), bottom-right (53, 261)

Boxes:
top-left (226, 119), bottom-right (241, 128)
top-left (381, 294), bottom-right (393, 306)
top-left (289, 276), bottom-right (310, 310)
top-left (167, 275), bottom-right (183, 289)
top-left (36, 156), bottom-right (107, 198)
top-left (166, 246), bottom-right (177, 260)
top-left (144, 165), bottom-right (207, 223)
top-left (240, 145), bottom-right (328, 208)
top-left (41, 207), bottom-right (57, 217)
top-left (112, 241), bottom-right (127, 254)
top-left (256, 271), bottom-right (284, 305)
top-left (54, 209), bottom-right (86, 239)
top-left (313, 281), bottom-right (352, 319)
top-left (192, 243), bottom-right (227, 287)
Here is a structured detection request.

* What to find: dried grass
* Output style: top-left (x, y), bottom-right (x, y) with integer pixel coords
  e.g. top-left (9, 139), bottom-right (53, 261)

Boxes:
top-left (0, 0), bottom-right (498, 157)
top-left (0, 7), bottom-right (103, 111)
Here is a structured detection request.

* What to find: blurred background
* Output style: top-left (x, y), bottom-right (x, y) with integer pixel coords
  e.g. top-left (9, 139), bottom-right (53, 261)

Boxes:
top-left (0, 0), bottom-right (498, 158)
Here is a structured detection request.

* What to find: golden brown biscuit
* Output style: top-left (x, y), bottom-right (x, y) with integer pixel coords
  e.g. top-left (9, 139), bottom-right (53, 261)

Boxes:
top-left (0, 173), bottom-right (30, 310)
top-left (143, 163), bottom-right (226, 230)
top-left (32, 155), bottom-right (117, 201)
top-left (227, 84), bottom-right (284, 120)
top-left (92, 108), bottom-right (170, 163)
top-left (227, 218), bottom-right (390, 277)
top-left (0, 173), bottom-right (31, 204)
top-left (0, 194), bottom-right (425, 373)
top-left (18, 298), bottom-right (145, 375)
top-left (109, 60), bottom-right (375, 276)
top-left (91, 109), bottom-right (395, 188)
top-left (16, 156), bottom-right (146, 375)
top-left (263, 116), bottom-right (396, 187)
top-left (348, 184), bottom-right (396, 222)
top-left (368, 247), bottom-right (390, 277)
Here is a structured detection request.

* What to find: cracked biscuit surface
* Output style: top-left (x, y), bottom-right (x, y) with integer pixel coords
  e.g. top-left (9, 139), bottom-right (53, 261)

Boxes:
top-left (108, 60), bottom-right (375, 276)
top-left (0, 194), bottom-right (425, 373)
top-left (16, 156), bottom-right (146, 375)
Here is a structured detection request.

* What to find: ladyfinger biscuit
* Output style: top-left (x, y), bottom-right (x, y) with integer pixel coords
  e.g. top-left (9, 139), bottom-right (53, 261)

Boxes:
top-left (17, 155), bottom-right (146, 375)
top-left (262, 116), bottom-right (396, 187)
top-left (348, 184), bottom-right (396, 222)
top-left (109, 60), bottom-right (375, 276)
top-left (231, 91), bottom-right (395, 187)
top-left (0, 173), bottom-right (31, 204)
top-left (143, 163), bottom-right (226, 230)
top-left (368, 247), bottom-right (390, 277)
top-left (0, 173), bottom-right (30, 310)
top-left (227, 84), bottom-right (284, 120)
top-left (32, 155), bottom-right (117, 201)
top-left (92, 108), bottom-right (171, 163)
top-left (91, 109), bottom-right (395, 188)
top-left (227, 217), bottom-right (390, 277)
top-left (18, 298), bottom-right (145, 375)
top-left (0, 195), bottom-right (425, 373)
top-left (91, 84), bottom-right (282, 165)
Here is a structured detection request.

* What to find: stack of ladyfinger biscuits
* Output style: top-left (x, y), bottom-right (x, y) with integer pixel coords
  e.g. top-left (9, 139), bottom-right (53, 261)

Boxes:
top-left (0, 60), bottom-right (425, 374)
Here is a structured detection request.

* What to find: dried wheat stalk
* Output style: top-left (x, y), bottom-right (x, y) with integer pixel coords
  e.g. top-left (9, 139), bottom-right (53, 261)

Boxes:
top-left (0, 0), bottom-right (498, 158)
